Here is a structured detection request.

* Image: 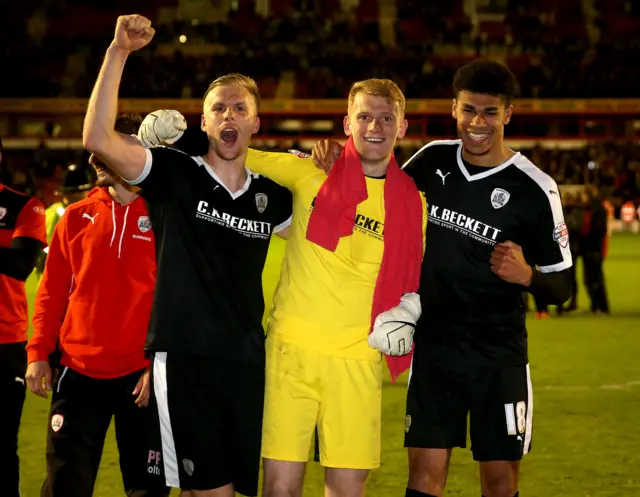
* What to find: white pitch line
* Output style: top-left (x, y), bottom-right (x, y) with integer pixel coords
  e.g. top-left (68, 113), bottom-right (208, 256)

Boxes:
top-left (541, 380), bottom-right (640, 391)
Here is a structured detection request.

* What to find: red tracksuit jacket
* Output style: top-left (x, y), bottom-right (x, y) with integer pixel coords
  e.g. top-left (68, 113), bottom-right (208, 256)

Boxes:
top-left (0, 184), bottom-right (47, 344)
top-left (27, 187), bottom-right (156, 378)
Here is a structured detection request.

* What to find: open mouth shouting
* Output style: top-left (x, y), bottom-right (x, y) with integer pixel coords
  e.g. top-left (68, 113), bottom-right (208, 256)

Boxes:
top-left (220, 127), bottom-right (239, 145)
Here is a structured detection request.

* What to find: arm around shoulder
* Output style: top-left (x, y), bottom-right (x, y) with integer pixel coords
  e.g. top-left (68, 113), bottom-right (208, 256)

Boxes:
top-left (245, 148), bottom-right (317, 191)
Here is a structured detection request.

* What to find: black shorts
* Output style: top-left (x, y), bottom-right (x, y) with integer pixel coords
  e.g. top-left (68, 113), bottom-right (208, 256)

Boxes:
top-left (147, 352), bottom-right (265, 495)
top-left (404, 350), bottom-right (533, 462)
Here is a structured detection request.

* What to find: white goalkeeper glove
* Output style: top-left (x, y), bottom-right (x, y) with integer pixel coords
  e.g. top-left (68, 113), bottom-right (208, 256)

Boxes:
top-left (137, 110), bottom-right (187, 148)
top-left (368, 293), bottom-right (421, 356)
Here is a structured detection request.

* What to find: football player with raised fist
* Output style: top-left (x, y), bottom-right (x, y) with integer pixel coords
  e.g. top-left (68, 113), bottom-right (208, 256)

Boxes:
top-left (83, 14), bottom-right (293, 497)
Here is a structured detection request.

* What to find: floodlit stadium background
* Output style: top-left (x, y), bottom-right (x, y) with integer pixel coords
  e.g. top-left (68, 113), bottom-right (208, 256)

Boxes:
top-left (2, 0), bottom-right (639, 495)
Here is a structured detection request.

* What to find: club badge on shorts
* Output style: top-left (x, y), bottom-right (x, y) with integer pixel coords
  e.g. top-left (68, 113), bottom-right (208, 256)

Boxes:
top-left (51, 414), bottom-right (64, 432)
top-left (405, 414), bottom-right (412, 433)
top-left (255, 193), bottom-right (268, 214)
top-left (491, 188), bottom-right (510, 209)
top-left (0, 207), bottom-right (6, 220)
top-left (182, 458), bottom-right (194, 476)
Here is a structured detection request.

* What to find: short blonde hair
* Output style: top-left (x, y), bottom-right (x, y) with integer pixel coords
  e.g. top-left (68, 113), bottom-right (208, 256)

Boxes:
top-left (203, 73), bottom-right (261, 110)
top-left (348, 79), bottom-right (406, 115)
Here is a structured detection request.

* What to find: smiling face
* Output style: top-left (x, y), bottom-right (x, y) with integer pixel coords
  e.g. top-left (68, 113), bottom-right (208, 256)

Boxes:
top-left (453, 90), bottom-right (512, 159)
top-left (344, 86), bottom-right (408, 166)
top-left (201, 75), bottom-right (261, 162)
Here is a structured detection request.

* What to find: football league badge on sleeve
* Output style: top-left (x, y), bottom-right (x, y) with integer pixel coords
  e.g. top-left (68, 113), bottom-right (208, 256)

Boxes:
top-left (255, 193), bottom-right (268, 213)
top-left (491, 188), bottom-right (510, 209)
top-left (288, 149), bottom-right (311, 159)
top-left (0, 207), bottom-right (6, 221)
top-left (553, 222), bottom-right (569, 248)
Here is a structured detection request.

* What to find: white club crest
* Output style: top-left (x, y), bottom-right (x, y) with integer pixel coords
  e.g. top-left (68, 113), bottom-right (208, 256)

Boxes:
top-left (491, 188), bottom-right (510, 209)
top-left (51, 414), bottom-right (64, 432)
top-left (182, 459), bottom-right (194, 476)
top-left (255, 193), bottom-right (268, 214)
top-left (138, 216), bottom-right (152, 233)
top-left (0, 207), bottom-right (6, 220)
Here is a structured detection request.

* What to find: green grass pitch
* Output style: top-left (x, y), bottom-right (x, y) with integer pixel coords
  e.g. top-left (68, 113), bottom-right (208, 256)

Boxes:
top-left (17, 234), bottom-right (640, 496)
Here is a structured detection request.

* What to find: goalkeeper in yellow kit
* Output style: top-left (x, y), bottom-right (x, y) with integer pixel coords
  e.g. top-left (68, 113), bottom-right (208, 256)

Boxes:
top-left (140, 78), bottom-right (427, 497)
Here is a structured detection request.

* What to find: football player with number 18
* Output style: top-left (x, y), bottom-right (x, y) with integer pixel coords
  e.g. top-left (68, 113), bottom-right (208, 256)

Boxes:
top-left (402, 60), bottom-right (573, 497)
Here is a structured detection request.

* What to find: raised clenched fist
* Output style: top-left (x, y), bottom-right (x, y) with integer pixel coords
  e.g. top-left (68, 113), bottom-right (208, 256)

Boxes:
top-left (112, 14), bottom-right (155, 53)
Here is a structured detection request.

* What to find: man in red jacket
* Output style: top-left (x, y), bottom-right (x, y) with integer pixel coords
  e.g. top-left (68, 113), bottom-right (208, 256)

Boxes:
top-left (25, 116), bottom-right (169, 497)
top-left (0, 136), bottom-right (48, 497)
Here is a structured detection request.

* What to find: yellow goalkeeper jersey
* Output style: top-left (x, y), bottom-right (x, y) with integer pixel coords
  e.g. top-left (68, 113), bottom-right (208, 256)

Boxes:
top-left (246, 149), bottom-right (426, 361)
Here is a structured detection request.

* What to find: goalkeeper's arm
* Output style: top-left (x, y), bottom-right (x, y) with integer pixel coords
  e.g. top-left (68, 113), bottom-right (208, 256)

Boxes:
top-left (368, 293), bottom-right (421, 357)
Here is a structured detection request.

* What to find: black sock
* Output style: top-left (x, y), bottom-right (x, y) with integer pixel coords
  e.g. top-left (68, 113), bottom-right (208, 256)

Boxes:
top-left (405, 489), bottom-right (438, 497)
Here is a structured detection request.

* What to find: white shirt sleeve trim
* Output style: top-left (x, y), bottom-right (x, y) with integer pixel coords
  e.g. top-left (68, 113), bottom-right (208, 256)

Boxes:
top-left (125, 147), bottom-right (153, 186)
top-left (538, 260), bottom-right (572, 273)
top-left (273, 215), bottom-right (292, 233)
top-left (514, 157), bottom-right (573, 270)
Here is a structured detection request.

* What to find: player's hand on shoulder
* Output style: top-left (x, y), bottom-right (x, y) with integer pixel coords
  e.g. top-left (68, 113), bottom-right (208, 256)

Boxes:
top-left (490, 240), bottom-right (533, 286)
top-left (311, 139), bottom-right (343, 174)
top-left (26, 360), bottom-right (52, 398)
top-left (369, 293), bottom-right (421, 356)
top-left (112, 14), bottom-right (155, 53)
top-left (138, 110), bottom-right (188, 148)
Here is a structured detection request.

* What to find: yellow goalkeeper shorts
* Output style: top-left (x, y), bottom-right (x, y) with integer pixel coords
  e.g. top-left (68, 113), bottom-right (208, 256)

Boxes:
top-left (262, 337), bottom-right (383, 469)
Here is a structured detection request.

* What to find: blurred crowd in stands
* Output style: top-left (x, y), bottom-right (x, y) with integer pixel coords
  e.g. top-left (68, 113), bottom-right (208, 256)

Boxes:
top-left (2, 0), bottom-right (640, 219)
top-left (3, 138), bottom-right (640, 219)
top-left (1, 0), bottom-right (639, 99)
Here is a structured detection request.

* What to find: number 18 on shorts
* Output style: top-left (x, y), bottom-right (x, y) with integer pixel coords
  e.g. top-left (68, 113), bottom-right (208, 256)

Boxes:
top-left (405, 362), bottom-right (533, 462)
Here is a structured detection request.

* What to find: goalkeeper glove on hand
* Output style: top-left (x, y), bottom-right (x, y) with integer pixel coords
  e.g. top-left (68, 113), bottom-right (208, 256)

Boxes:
top-left (368, 293), bottom-right (421, 356)
top-left (137, 110), bottom-right (187, 148)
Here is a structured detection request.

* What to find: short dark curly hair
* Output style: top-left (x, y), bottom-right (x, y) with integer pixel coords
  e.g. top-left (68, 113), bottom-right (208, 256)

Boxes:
top-left (453, 59), bottom-right (518, 104)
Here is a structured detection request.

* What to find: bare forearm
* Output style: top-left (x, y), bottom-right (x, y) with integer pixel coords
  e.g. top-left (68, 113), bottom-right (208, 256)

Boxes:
top-left (83, 45), bottom-right (128, 152)
top-left (83, 45), bottom-right (147, 181)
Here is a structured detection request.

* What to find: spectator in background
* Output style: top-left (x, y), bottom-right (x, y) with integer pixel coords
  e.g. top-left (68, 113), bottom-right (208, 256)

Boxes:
top-left (34, 165), bottom-right (94, 276)
top-left (45, 165), bottom-right (94, 241)
top-left (580, 186), bottom-right (610, 315)
top-left (558, 191), bottom-right (584, 314)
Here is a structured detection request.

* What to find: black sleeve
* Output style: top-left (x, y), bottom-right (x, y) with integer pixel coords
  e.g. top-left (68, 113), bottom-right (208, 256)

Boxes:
top-left (173, 126), bottom-right (210, 156)
top-left (128, 146), bottom-right (197, 202)
top-left (527, 267), bottom-right (572, 305)
top-left (271, 185), bottom-right (293, 233)
top-left (400, 148), bottom-right (430, 191)
top-left (0, 236), bottom-right (45, 281)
